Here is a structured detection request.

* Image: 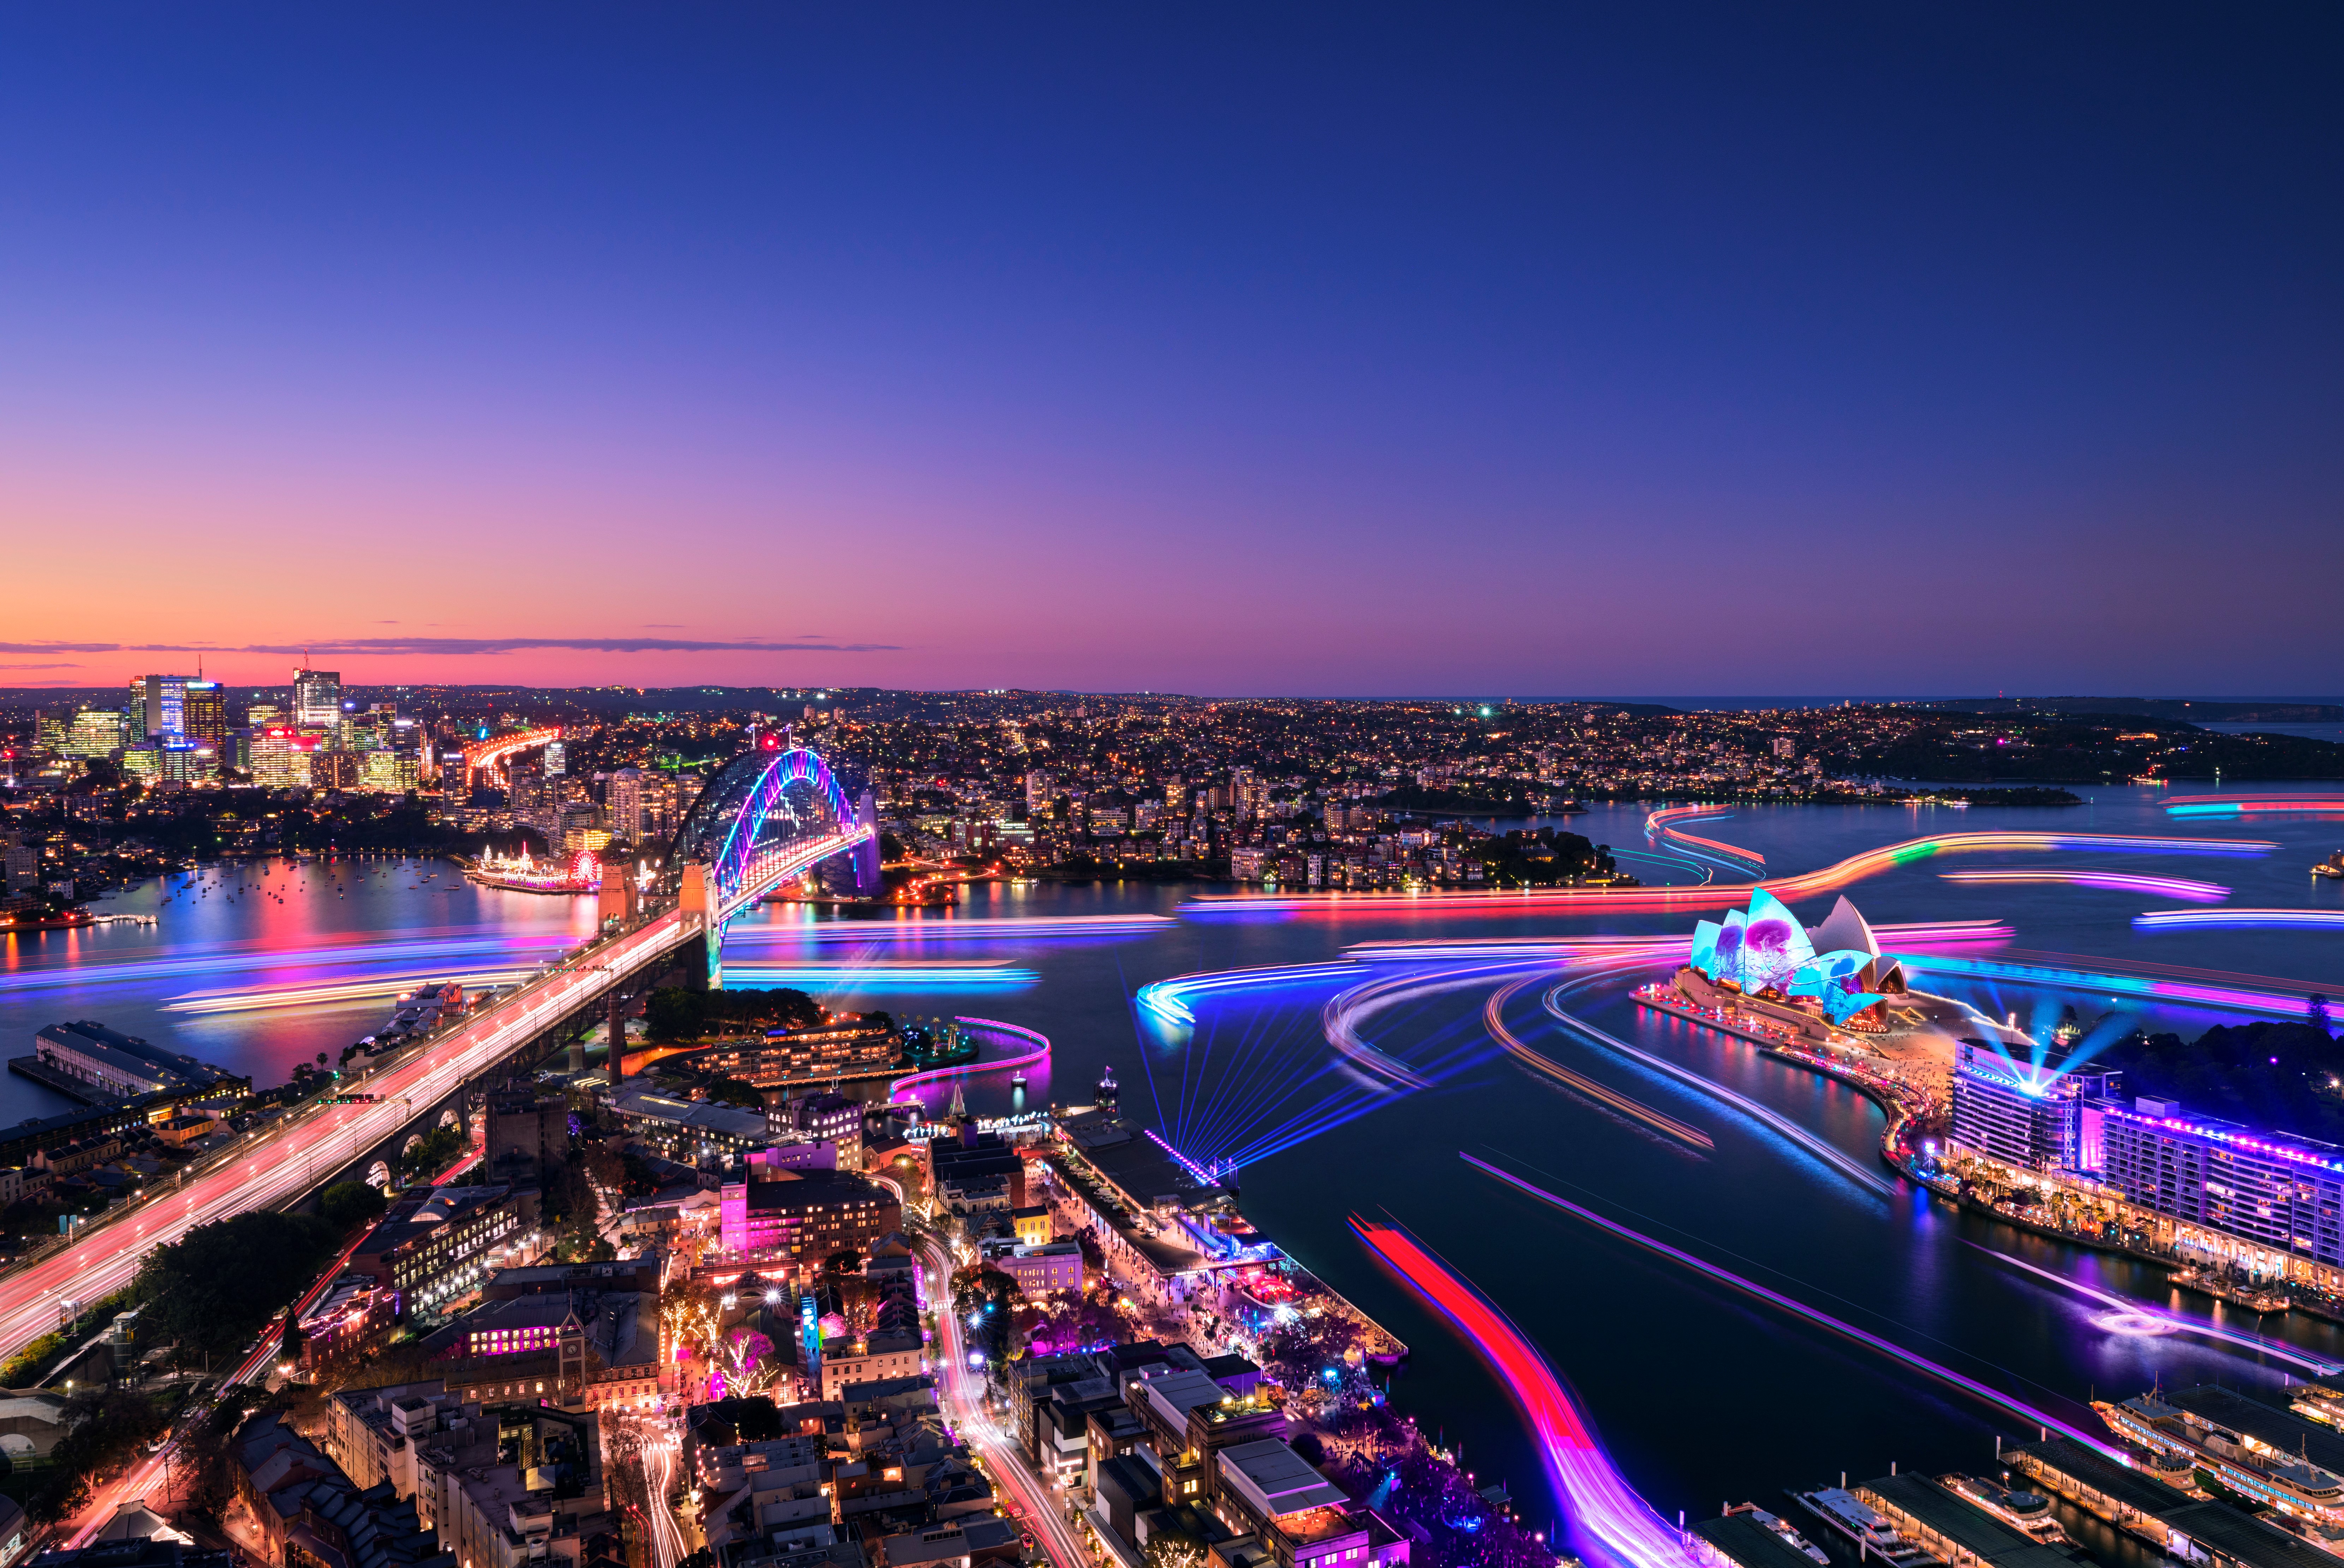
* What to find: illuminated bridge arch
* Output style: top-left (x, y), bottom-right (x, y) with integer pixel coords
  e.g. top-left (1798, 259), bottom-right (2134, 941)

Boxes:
top-left (669, 742), bottom-right (879, 930)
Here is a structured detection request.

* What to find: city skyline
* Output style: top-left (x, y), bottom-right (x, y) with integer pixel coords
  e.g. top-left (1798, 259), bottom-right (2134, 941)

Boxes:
top-left (7, 6), bottom-right (2342, 694)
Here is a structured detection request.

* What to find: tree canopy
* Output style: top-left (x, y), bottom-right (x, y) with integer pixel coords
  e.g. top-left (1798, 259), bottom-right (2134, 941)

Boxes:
top-left (133, 1210), bottom-right (342, 1364)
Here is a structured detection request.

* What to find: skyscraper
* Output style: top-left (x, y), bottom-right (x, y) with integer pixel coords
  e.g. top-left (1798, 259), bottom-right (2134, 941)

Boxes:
top-left (606, 767), bottom-right (646, 845)
top-left (182, 680), bottom-right (227, 744)
top-left (293, 665), bottom-right (342, 732)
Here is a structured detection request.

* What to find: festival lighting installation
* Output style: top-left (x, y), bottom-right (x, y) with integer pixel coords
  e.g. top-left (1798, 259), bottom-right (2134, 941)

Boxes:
top-left (1938, 868), bottom-right (2231, 901)
top-left (1483, 979), bottom-right (1713, 1150)
top-left (2133, 909), bottom-right (2344, 932)
top-left (889, 1017), bottom-right (1051, 1099)
top-left (1542, 984), bottom-right (1894, 1197)
top-left (1645, 806), bottom-right (1766, 870)
top-left (2165, 795), bottom-right (2344, 816)
top-left (1349, 1213), bottom-right (1696, 1568)
top-left (1895, 953), bottom-right (2315, 1019)
top-left (1459, 1154), bottom-right (2118, 1458)
top-left (1687, 889), bottom-right (1886, 1026)
top-left (722, 961), bottom-right (1038, 992)
top-left (1179, 830), bottom-right (2270, 916)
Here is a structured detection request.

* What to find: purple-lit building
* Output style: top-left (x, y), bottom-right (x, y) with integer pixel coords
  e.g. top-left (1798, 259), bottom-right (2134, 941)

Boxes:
top-left (1950, 1039), bottom-right (2344, 1282)
top-left (2083, 1095), bottom-right (2344, 1273)
top-left (1947, 1040), bottom-right (2118, 1172)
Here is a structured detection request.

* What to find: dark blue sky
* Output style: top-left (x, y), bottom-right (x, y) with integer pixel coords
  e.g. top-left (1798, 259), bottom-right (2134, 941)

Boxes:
top-left (4, 5), bottom-right (2339, 694)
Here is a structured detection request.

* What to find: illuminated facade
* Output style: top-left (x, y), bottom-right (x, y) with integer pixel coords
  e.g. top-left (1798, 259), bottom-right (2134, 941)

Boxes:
top-left (1947, 1040), bottom-right (2116, 1171)
top-left (293, 665), bottom-right (342, 731)
top-left (2089, 1096), bottom-right (2344, 1268)
top-left (1685, 891), bottom-right (1902, 1028)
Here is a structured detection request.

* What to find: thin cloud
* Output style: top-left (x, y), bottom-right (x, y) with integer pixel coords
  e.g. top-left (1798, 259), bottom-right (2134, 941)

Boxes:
top-left (0, 636), bottom-right (897, 657)
top-left (0, 661), bottom-right (82, 669)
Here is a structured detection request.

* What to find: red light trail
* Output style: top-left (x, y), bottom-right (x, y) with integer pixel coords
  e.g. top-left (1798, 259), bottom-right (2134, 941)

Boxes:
top-left (1350, 1212), bottom-right (1696, 1568)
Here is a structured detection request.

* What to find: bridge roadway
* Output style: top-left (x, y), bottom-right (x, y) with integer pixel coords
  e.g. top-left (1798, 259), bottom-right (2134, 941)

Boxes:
top-left (0, 823), bottom-right (871, 1365)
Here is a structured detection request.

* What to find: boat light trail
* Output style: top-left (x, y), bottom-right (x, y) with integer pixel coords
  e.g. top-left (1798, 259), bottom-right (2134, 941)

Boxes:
top-left (1543, 987), bottom-right (1895, 1198)
top-left (889, 1018), bottom-right (1050, 1099)
top-left (1484, 979), bottom-right (1714, 1151)
top-left (1646, 806), bottom-right (1766, 869)
top-left (1323, 965), bottom-right (1551, 1091)
top-left (732, 914), bottom-right (1175, 943)
top-left (0, 932), bottom-right (580, 995)
top-left (2165, 795), bottom-right (2344, 816)
top-left (1349, 1213), bottom-right (1696, 1568)
top-left (722, 962), bottom-right (1038, 992)
top-left (1460, 1154), bottom-right (2120, 1458)
top-left (1135, 962), bottom-right (1364, 1029)
top-left (165, 969), bottom-right (539, 1014)
top-left (1895, 953), bottom-right (2314, 1019)
top-left (1179, 831), bottom-right (2268, 916)
top-left (1940, 869), bottom-right (2230, 902)
top-left (2133, 909), bottom-right (2344, 932)
top-left (1345, 921), bottom-right (2012, 967)
top-left (1962, 1243), bottom-right (2342, 1374)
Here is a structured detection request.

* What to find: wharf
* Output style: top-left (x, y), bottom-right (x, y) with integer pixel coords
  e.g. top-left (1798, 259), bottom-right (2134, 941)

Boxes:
top-left (2008, 1437), bottom-right (2342, 1568)
top-left (5, 1056), bottom-right (127, 1107)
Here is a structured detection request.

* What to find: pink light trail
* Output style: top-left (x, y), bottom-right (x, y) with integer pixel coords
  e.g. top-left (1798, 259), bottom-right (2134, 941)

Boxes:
top-left (1460, 1153), bottom-right (2119, 1458)
top-left (1938, 868), bottom-right (2230, 902)
top-left (1349, 1212), bottom-right (1696, 1568)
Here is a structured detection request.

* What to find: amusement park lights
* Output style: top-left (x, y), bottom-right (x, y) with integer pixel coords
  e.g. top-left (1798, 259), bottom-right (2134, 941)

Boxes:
top-left (1940, 868), bottom-right (2231, 902)
top-left (1348, 1212), bottom-right (1696, 1568)
top-left (1457, 1154), bottom-right (2121, 1460)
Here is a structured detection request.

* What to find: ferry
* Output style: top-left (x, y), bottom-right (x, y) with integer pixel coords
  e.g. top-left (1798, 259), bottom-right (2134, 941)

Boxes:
top-left (1942, 1476), bottom-right (2067, 1544)
top-left (2315, 851), bottom-right (2344, 880)
top-left (1790, 1487), bottom-right (1941, 1566)
top-left (1722, 1504), bottom-right (1829, 1564)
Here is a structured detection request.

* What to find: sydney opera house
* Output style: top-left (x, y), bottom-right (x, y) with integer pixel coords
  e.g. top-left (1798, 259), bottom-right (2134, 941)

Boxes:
top-left (1679, 890), bottom-right (1907, 1032)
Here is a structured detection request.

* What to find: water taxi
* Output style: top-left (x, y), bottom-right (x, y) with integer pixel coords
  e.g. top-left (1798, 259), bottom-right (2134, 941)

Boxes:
top-left (1790, 1487), bottom-right (1941, 1566)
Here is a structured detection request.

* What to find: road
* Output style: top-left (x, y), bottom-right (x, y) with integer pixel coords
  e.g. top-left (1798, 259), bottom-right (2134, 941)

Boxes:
top-left (0, 822), bottom-right (875, 1376)
top-left (0, 905), bottom-right (698, 1371)
top-left (914, 1233), bottom-right (1095, 1568)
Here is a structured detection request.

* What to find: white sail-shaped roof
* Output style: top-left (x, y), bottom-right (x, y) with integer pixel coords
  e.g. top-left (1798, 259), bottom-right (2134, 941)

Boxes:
top-left (1805, 895), bottom-right (1880, 960)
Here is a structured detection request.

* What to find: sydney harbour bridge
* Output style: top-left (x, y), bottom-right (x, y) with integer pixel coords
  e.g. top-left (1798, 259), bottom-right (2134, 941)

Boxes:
top-left (0, 741), bottom-right (880, 1361)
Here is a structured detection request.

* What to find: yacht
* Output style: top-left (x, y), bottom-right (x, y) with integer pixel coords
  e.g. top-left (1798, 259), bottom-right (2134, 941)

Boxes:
top-left (1791, 1487), bottom-right (1941, 1566)
top-left (1722, 1504), bottom-right (1829, 1564)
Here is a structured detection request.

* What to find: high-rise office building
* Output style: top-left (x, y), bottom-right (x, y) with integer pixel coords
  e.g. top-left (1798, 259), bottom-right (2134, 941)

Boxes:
top-left (132, 675), bottom-right (202, 741)
top-left (543, 741), bottom-right (566, 778)
top-left (292, 666), bottom-right (342, 732)
top-left (606, 768), bottom-right (646, 845)
top-left (63, 708), bottom-right (127, 759)
top-left (182, 680), bottom-right (227, 744)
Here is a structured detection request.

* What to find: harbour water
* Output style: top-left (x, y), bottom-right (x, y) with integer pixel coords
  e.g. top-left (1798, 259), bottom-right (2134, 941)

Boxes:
top-left (8, 787), bottom-right (2344, 1532)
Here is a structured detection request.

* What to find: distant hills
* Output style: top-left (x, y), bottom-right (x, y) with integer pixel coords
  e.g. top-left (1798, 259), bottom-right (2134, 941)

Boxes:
top-left (1925, 697), bottom-right (2344, 723)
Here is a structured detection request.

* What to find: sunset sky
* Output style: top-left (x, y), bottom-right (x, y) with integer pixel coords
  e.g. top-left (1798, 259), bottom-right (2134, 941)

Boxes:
top-left (5, 6), bottom-right (2339, 696)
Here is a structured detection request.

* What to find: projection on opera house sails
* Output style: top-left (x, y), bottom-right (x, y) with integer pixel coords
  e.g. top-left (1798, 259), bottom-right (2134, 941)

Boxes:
top-left (1687, 892), bottom-right (1906, 1028)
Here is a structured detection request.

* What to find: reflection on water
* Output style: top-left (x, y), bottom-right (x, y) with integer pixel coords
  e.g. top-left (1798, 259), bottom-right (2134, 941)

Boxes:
top-left (8, 790), bottom-right (2344, 1521)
